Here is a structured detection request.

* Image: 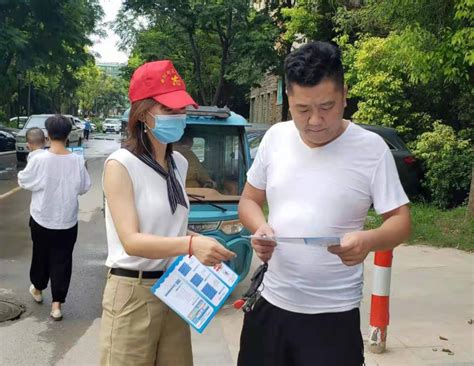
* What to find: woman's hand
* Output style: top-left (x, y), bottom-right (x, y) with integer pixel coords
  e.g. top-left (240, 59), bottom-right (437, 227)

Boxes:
top-left (192, 236), bottom-right (236, 266)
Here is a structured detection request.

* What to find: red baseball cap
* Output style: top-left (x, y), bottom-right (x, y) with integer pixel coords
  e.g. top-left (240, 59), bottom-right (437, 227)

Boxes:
top-left (129, 60), bottom-right (198, 109)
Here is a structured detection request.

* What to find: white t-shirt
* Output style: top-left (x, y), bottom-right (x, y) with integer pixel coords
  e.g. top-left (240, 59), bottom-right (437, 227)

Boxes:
top-left (247, 121), bottom-right (409, 314)
top-left (104, 149), bottom-right (190, 271)
top-left (18, 150), bottom-right (91, 230)
top-left (27, 148), bottom-right (46, 161)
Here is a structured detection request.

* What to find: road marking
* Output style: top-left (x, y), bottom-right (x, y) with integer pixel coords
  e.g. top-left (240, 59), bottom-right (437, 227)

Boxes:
top-left (0, 186), bottom-right (22, 200)
top-left (0, 151), bottom-right (15, 156)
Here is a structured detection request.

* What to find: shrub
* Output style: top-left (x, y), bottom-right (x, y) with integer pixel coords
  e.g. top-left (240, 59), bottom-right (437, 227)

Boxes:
top-left (413, 122), bottom-right (472, 208)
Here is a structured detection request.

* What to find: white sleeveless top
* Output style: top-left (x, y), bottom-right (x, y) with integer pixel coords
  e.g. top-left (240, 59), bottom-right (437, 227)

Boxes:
top-left (103, 148), bottom-right (190, 271)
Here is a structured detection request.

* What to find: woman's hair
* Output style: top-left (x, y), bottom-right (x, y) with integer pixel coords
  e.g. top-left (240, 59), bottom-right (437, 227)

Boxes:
top-left (123, 98), bottom-right (172, 157)
top-left (45, 114), bottom-right (72, 141)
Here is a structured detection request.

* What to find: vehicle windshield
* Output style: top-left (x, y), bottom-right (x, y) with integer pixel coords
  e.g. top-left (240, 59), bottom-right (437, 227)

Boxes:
top-left (25, 116), bottom-right (48, 129)
top-left (174, 125), bottom-right (246, 201)
top-left (105, 119), bottom-right (120, 124)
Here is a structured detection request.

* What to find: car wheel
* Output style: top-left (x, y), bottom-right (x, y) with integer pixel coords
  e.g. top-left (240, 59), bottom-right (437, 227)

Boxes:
top-left (16, 152), bottom-right (27, 162)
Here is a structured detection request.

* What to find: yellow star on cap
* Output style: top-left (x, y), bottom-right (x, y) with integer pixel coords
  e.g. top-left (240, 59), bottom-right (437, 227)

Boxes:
top-left (171, 75), bottom-right (181, 86)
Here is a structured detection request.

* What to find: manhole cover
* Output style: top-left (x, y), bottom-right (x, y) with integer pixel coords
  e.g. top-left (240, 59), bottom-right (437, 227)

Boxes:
top-left (0, 298), bottom-right (25, 322)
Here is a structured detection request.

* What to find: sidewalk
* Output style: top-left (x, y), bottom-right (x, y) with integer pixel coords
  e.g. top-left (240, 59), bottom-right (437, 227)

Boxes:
top-left (59, 245), bottom-right (473, 365)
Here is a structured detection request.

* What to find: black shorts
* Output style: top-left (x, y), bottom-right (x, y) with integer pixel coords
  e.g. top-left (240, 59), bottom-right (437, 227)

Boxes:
top-left (238, 297), bottom-right (365, 366)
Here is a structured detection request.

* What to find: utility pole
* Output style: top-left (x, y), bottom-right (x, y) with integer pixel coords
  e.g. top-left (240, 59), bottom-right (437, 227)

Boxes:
top-left (16, 71), bottom-right (22, 127)
top-left (27, 71), bottom-right (31, 116)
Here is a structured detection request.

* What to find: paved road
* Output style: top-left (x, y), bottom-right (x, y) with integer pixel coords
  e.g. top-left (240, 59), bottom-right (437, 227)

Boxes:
top-left (1, 138), bottom-right (472, 365)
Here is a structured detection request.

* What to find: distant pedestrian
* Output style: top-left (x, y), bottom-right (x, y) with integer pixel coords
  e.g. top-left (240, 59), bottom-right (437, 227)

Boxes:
top-left (84, 118), bottom-right (92, 140)
top-left (25, 127), bottom-right (46, 161)
top-left (18, 114), bottom-right (91, 321)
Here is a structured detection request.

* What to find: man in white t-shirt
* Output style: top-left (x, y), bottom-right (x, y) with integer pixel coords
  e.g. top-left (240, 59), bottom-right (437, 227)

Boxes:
top-left (237, 41), bottom-right (411, 366)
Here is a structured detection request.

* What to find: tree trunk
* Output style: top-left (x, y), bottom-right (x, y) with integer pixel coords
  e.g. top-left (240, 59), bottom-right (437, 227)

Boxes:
top-left (280, 42), bottom-right (293, 121)
top-left (212, 42), bottom-right (229, 106)
top-left (213, 9), bottom-right (233, 106)
top-left (188, 32), bottom-right (208, 105)
top-left (281, 76), bottom-right (290, 121)
top-left (467, 162), bottom-right (474, 220)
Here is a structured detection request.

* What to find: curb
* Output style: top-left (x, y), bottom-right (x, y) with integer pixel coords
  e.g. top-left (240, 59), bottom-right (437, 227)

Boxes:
top-left (0, 151), bottom-right (15, 157)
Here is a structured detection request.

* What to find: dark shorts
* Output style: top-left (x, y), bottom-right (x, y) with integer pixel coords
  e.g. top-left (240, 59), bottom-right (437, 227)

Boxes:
top-left (238, 297), bottom-right (365, 366)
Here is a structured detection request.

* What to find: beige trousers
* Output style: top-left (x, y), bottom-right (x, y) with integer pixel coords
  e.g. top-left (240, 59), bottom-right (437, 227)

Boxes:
top-left (100, 273), bottom-right (193, 366)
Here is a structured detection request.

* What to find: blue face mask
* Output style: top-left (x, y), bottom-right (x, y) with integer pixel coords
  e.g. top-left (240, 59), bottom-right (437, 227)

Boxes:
top-left (146, 113), bottom-right (187, 144)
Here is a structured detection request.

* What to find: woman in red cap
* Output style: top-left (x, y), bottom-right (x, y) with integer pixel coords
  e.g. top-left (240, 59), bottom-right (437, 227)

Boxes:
top-left (100, 60), bottom-right (235, 365)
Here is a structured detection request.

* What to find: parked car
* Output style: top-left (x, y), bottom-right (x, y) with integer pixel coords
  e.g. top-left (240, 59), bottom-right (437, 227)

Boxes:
top-left (9, 116), bottom-right (28, 129)
top-left (15, 114), bottom-right (83, 162)
top-left (360, 123), bottom-right (423, 197)
top-left (72, 117), bottom-right (85, 140)
top-left (0, 130), bottom-right (16, 151)
top-left (102, 118), bottom-right (121, 133)
top-left (246, 123), bottom-right (268, 162)
top-left (247, 122), bottom-right (423, 197)
top-left (120, 109), bottom-right (129, 139)
top-left (0, 122), bottom-right (20, 137)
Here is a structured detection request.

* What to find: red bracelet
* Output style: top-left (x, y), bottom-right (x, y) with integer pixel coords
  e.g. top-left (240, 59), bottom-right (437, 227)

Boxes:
top-left (188, 235), bottom-right (195, 258)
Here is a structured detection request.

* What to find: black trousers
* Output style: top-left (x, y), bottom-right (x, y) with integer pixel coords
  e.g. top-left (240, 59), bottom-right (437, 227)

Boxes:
top-left (84, 129), bottom-right (90, 140)
top-left (238, 297), bottom-right (365, 366)
top-left (29, 217), bottom-right (78, 303)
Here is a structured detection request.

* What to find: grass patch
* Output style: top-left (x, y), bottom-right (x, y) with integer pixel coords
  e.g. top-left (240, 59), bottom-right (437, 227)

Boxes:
top-left (365, 203), bottom-right (473, 252)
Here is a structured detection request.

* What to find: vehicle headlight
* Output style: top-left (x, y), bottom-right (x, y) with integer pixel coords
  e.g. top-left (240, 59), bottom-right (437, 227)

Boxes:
top-left (188, 222), bottom-right (220, 233)
top-left (16, 136), bottom-right (26, 143)
top-left (219, 219), bottom-right (244, 235)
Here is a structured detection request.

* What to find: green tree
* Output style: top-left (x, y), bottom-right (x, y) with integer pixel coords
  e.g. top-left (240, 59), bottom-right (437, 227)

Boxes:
top-left (75, 62), bottom-right (128, 117)
top-left (257, 0), bottom-right (350, 120)
top-left (0, 0), bottom-right (104, 116)
top-left (329, 0), bottom-right (473, 207)
top-left (116, 0), bottom-right (278, 113)
top-left (334, 0), bottom-right (473, 135)
top-left (413, 122), bottom-right (472, 209)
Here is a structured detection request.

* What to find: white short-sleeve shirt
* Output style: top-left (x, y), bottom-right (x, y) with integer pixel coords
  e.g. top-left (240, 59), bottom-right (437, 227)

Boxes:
top-left (18, 150), bottom-right (91, 229)
top-left (247, 121), bottom-right (409, 314)
top-left (103, 149), bottom-right (190, 271)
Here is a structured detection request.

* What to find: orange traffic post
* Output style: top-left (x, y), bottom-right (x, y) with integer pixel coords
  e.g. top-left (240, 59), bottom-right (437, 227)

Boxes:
top-left (368, 250), bottom-right (393, 354)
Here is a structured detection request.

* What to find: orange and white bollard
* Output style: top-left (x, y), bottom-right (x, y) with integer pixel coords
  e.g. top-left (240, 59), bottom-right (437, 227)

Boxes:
top-left (368, 250), bottom-right (393, 354)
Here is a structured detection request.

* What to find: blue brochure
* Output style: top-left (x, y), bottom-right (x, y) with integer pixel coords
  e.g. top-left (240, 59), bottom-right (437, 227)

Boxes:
top-left (151, 255), bottom-right (240, 333)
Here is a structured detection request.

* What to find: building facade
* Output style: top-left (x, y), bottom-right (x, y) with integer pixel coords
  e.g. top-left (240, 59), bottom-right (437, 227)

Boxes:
top-left (249, 74), bottom-right (284, 124)
top-left (97, 62), bottom-right (126, 78)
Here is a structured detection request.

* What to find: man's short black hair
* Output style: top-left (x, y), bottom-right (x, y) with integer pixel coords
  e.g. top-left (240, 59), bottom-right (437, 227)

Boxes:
top-left (284, 41), bottom-right (344, 92)
top-left (45, 115), bottom-right (72, 141)
top-left (26, 127), bottom-right (45, 145)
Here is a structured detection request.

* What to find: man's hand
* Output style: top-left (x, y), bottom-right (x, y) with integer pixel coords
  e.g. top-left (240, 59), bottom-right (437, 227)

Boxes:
top-left (327, 231), bottom-right (372, 266)
top-left (251, 223), bottom-right (276, 263)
